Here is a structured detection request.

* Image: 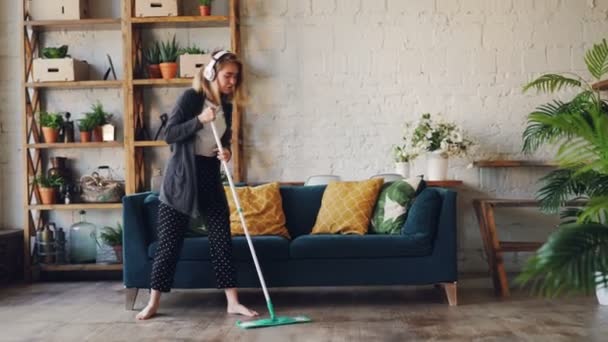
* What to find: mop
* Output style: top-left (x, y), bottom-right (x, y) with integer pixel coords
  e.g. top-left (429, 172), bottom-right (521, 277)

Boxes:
top-left (208, 112), bottom-right (312, 329)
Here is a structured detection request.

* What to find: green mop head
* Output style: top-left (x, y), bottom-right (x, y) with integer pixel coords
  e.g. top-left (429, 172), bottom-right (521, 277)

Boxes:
top-left (236, 300), bottom-right (312, 329)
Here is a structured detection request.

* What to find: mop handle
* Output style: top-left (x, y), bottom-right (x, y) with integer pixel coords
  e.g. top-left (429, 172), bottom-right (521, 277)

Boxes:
top-left (209, 119), bottom-right (272, 304)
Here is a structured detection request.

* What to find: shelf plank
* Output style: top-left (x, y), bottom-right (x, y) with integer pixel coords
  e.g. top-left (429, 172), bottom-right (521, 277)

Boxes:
top-left (134, 140), bottom-right (169, 147)
top-left (133, 78), bottom-right (192, 86)
top-left (131, 15), bottom-right (229, 27)
top-left (40, 263), bottom-right (122, 272)
top-left (473, 160), bottom-right (558, 168)
top-left (28, 203), bottom-right (123, 211)
top-left (593, 80), bottom-right (608, 91)
top-left (24, 18), bottom-right (121, 30)
top-left (27, 142), bottom-right (123, 149)
top-left (427, 180), bottom-right (463, 187)
top-left (25, 80), bottom-right (124, 89)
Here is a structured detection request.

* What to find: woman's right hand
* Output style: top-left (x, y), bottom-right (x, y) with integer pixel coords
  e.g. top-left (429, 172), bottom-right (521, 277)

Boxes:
top-left (198, 106), bottom-right (216, 124)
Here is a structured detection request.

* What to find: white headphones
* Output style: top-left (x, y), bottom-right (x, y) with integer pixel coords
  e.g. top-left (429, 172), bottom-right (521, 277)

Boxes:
top-left (203, 50), bottom-right (232, 81)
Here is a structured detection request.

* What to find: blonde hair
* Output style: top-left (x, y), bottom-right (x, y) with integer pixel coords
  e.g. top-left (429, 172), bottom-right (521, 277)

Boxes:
top-left (193, 51), bottom-right (244, 107)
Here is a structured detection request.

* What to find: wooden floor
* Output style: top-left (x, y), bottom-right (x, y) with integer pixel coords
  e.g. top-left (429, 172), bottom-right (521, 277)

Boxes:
top-left (0, 279), bottom-right (607, 341)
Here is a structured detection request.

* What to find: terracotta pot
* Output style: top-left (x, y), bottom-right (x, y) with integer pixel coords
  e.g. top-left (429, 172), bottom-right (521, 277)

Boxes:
top-left (41, 127), bottom-right (59, 143)
top-left (199, 5), bottom-right (211, 16)
top-left (80, 131), bottom-right (91, 143)
top-left (92, 126), bottom-right (103, 142)
top-left (39, 187), bottom-right (56, 205)
top-left (159, 62), bottom-right (178, 79)
top-left (112, 245), bottom-right (123, 264)
top-left (148, 64), bottom-right (161, 78)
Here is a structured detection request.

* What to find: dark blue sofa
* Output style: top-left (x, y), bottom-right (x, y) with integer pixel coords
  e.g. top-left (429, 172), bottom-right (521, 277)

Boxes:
top-left (122, 185), bottom-right (458, 309)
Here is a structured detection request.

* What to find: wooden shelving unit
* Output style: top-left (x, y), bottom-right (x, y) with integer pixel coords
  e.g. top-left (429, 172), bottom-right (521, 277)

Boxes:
top-left (20, 0), bottom-right (242, 280)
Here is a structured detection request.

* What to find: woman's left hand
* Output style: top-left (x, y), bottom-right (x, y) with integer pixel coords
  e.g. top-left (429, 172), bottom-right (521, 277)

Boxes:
top-left (214, 148), bottom-right (231, 162)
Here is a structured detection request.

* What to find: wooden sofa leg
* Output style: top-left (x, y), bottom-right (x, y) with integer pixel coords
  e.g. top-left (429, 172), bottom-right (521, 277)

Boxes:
top-left (442, 282), bottom-right (457, 306)
top-left (126, 288), bottom-right (139, 311)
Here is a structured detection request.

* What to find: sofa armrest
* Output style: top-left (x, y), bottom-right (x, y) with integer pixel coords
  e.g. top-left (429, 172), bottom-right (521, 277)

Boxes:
top-left (122, 192), bottom-right (153, 288)
top-left (433, 188), bottom-right (458, 280)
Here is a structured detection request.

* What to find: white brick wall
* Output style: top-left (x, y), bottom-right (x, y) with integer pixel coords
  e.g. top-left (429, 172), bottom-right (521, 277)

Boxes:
top-left (1, 1), bottom-right (607, 272)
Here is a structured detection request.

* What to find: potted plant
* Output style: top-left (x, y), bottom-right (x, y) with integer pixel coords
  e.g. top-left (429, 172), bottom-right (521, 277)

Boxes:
top-left (516, 39), bottom-right (608, 305)
top-left (159, 36), bottom-right (180, 79)
top-left (39, 111), bottom-right (64, 143)
top-left (85, 102), bottom-right (113, 142)
top-left (391, 129), bottom-right (420, 177)
top-left (100, 223), bottom-right (123, 263)
top-left (198, 0), bottom-right (213, 16)
top-left (77, 115), bottom-right (96, 142)
top-left (144, 42), bottom-right (161, 79)
top-left (33, 174), bottom-right (64, 204)
top-left (409, 113), bottom-right (473, 180)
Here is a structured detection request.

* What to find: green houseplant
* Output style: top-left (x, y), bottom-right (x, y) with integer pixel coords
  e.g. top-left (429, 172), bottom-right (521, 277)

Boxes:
top-left (100, 223), bottom-right (123, 263)
top-left (198, 0), bottom-right (213, 16)
top-left (159, 36), bottom-right (180, 79)
top-left (33, 174), bottom-right (64, 204)
top-left (84, 102), bottom-right (112, 142)
top-left (41, 45), bottom-right (69, 59)
top-left (516, 39), bottom-right (608, 304)
top-left (39, 111), bottom-right (64, 143)
top-left (144, 42), bottom-right (161, 79)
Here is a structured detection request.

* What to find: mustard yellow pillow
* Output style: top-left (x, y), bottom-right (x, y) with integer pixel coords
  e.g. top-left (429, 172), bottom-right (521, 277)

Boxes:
top-left (311, 178), bottom-right (384, 235)
top-left (224, 182), bottom-right (291, 239)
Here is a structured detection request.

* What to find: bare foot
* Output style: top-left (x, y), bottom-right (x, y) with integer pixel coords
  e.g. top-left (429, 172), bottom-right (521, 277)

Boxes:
top-left (227, 303), bottom-right (259, 317)
top-left (136, 303), bottom-right (159, 320)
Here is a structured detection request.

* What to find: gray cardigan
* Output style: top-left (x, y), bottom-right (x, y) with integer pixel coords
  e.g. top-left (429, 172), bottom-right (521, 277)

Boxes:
top-left (159, 89), bottom-right (233, 218)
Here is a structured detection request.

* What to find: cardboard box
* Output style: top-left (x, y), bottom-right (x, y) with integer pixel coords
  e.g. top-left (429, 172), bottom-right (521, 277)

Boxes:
top-left (33, 58), bottom-right (89, 82)
top-left (135, 0), bottom-right (180, 17)
top-left (28, 0), bottom-right (89, 21)
top-left (179, 54), bottom-right (211, 78)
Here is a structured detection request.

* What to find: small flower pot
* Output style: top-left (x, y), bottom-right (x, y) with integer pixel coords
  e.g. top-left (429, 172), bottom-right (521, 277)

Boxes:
top-left (148, 64), bottom-right (161, 78)
top-left (199, 5), bottom-right (211, 16)
top-left (80, 131), bottom-right (91, 143)
top-left (92, 126), bottom-right (103, 142)
top-left (112, 245), bottom-right (123, 264)
top-left (159, 62), bottom-right (178, 79)
top-left (41, 127), bottom-right (59, 143)
top-left (39, 187), bottom-right (56, 204)
top-left (426, 151), bottom-right (449, 181)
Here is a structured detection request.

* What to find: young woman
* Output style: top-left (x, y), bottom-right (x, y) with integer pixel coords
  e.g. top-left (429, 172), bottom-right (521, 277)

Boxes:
top-left (137, 50), bottom-right (258, 320)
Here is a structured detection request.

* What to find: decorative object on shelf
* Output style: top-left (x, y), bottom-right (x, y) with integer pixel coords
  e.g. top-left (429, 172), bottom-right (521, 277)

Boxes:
top-left (55, 227), bottom-right (67, 264)
top-left (27, 0), bottom-right (89, 21)
top-left (61, 112), bottom-right (75, 143)
top-left (144, 42), bottom-right (162, 79)
top-left (33, 173), bottom-right (63, 204)
top-left (68, 210), bottom-right (98, 264)
top-left (100, 223), bottom-right (123, 264)
top-left (409, 113), bottom-right (473, 181)
top-left (392, 117), bottom-right (421, 178)
top-left (179, 45), bottom-right (210, 78)
top-left (80, 166), bottom-right (125, 203)
top-left (150, 168), bottom-right (163, 193)
top-left (135, 0), bottom-right (179, 17)
top-left (154, 113), bottom-right (169, 140)
top-left (159, 36), bottom-right (180, 79)
top-left (39, 111), bottom-right (64, 143)
top-left (33, 45), bottom-right (88, 82)
top-left (37, 223), bottom-right (56, 264)
top-left (84, 102), bottom-right (113, 142)
top-left (103, 54), bottom-right (118, 81)
top-left (77, 114), bottom-right (96, 142)
top-left (198, 0), bottom-right (213, 16)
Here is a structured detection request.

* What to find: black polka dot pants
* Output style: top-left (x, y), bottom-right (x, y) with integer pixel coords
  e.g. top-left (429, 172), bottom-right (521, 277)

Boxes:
top-left (149, 155), bottom-right (237, 292)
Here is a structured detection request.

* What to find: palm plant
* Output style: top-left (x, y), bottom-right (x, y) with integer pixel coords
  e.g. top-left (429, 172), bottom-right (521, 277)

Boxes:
top-left (516, 39), bottom-right (608, 297)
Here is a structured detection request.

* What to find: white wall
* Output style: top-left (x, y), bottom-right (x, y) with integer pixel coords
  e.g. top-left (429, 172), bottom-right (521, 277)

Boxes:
top-left (1, 0), bottom-right (607, 271)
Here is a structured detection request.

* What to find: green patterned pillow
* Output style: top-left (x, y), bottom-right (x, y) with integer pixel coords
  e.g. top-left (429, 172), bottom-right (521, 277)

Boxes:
top-left (370, 177), bottom-right (421, 234)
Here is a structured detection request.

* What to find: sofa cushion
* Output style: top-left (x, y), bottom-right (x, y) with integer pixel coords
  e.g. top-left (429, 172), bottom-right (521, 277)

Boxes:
top-left (311, 178), bottom-right (384, 235)
top-left (279, 185), bottom-right (326, 238)
top-left (402, 188), bottom-right (443, 242)
top-left (148, 235), bottom-right (290, 261)
top-left (370, 177), bottom-right (421, 235)
top-left (290, 234), bottom-right (432, 259)
top-left (225, 182), bottom-right (291, 239)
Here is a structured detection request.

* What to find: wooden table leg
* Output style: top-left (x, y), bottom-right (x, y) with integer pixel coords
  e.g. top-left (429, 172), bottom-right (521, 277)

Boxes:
top-left (484, 203), bottom-right (510, 297)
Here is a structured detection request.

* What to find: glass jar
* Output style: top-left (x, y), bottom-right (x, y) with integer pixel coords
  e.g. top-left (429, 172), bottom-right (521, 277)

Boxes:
top-left (69, 210), bottom-right (98, 264)
top-left (151, 168), bottom-right (163, 193)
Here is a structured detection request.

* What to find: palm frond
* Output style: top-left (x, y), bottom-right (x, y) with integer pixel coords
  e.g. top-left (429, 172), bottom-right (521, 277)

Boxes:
top-left (560, 207), bottom-right (584, 225)
top-left (578, 196), bottom-right (608, 224)
top-left (522, 101), bottom-right (572, 153)
top-left (516, 223), bottom-right (608, 297)
top-left (536, 167), bottom-right (592, 213)
top-left (584, 39), bottom-right (608, 80)
top-left (523, 74), bottom-right (582, 93)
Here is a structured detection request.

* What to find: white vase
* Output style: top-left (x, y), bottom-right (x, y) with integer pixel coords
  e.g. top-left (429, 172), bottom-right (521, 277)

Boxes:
top-left (597, 272), bottom-right (608, 306)
top-left (426, 151), bottom-right (449, 181)
top-left (394, 162), bottom-right (409, 178)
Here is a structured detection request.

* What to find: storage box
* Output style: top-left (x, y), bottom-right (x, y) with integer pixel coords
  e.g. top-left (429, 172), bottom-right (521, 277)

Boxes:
top-left (179, 54), bottom-right (211, 78)
top-left (135, 0), bottom-right (180, 17)
top-left (27, 0), bottom-right (89, 21)
top-left (33, 58), bottom-right (89, 82)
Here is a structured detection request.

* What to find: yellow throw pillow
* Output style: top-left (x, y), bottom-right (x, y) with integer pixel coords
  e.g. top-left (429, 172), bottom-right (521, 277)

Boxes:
top-left (224, 182), bottom-right (291, 239)
top-left (311, 178), bottom-right (384, 235)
